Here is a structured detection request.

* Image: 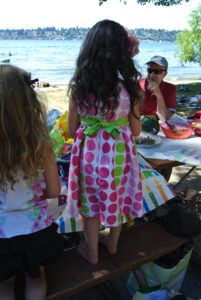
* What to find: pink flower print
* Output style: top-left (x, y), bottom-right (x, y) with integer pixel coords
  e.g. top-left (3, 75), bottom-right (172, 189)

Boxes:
top-left (32, 182), bottom-right (42, 193)
top-left (45, 218), bottom-right (52, 227)
top-left (39, 207), bottom-right (48, 216)
top-left (36, 195), bottom-right (46, 205)
top-left (32, 221), bottom-right (40, 231)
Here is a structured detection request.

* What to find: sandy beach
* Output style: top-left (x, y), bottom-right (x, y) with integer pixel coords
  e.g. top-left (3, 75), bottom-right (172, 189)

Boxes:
top-left (36, 78), bottom-right (201, 113)
top-left (37, 84), bottom-right (69, 112)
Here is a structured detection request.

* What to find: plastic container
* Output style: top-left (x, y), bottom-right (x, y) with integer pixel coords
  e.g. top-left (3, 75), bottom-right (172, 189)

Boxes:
top-left (160, 121), bottom-right (194, 139)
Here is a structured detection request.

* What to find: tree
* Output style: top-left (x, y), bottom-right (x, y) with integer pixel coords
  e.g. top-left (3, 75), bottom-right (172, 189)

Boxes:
top-left (176, 4), bottom-right (201, 65)
top-left (99, 0), bottom-right (189, 6)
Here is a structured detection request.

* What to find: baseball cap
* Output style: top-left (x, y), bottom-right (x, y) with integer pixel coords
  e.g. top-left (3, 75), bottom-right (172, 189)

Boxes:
top-left (145, 55), bottom-right (168, 68)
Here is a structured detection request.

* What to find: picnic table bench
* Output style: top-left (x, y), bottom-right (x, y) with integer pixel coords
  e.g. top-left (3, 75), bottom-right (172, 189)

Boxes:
top-left (15, 220), bottom-right (195, 300)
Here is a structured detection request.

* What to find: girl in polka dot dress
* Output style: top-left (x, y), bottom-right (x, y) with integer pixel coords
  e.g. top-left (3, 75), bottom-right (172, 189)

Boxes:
top-left (67, 19), bottom-right (144, 265)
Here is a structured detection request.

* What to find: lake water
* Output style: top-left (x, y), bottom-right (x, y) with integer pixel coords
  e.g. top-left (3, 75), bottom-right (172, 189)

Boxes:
top-left (0, 39), bottom-right (200, 85)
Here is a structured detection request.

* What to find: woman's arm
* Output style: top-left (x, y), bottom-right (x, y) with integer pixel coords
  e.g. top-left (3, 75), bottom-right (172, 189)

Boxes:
top-left (128, 102), bottom-right (141, 137)
top-left (68, 100), bottom-right (80, 137)
top-left (43, 147), bottom-right (61, 198)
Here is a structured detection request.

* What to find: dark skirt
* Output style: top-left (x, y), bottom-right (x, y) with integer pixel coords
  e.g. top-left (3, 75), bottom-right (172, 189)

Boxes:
top-left (0, 223), bottom-right (64, 281)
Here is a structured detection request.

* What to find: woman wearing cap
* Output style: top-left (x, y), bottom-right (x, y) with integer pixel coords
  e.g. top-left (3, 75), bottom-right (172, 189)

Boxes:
top-left (139, 55), bottom-right (176, 121)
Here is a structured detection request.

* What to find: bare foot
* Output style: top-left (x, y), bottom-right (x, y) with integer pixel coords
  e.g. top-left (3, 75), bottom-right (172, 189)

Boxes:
top-left (99, 233), bottom-right (117, 255)
top-left (77, 242), bottom-right (98, 265)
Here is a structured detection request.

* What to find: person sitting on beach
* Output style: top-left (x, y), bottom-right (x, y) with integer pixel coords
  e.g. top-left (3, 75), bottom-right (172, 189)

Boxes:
top-left (67, 19), bottom-right (144, 265)
top-left (0, 64), bottom-right (64, 300)
top-left (140, 55), bottom-right (176, 120)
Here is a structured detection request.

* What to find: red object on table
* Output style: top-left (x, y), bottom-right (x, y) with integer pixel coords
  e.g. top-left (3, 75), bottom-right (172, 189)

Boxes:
top-left (194, 128), bottom-right (201, 137)
top-left (160, 121), bottom-right (194, 139)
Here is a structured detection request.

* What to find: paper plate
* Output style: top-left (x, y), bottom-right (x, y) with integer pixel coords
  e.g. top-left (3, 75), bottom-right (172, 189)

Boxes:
top-left (135, 132), bottom-right (161, 148)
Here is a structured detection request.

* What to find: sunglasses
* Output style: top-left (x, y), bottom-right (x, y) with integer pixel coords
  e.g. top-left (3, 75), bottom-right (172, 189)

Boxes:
top-left (147, 68), bottom-right (166, 75)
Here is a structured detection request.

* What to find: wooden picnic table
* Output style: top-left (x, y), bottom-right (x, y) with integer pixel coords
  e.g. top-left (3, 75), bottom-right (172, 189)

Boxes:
top-left (15, 221), bottom-right (190, 300)
top-left (137, 126), bottom-right (201, 185)
top-left (144, 157), bottom-right (196, 185)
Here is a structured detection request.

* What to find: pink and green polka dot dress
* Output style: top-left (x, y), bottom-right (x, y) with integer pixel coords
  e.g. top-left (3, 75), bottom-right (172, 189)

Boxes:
top-left (67, 86), bottom-right (144, 227)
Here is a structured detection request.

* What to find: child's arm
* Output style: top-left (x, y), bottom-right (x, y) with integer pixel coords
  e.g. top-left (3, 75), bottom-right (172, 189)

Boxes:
top-left (128, 102), bottom-right (141, 137)
top-left (43, 147), bottom-right (61, 198)
top-left (68, 101), bottom-right (80, 138)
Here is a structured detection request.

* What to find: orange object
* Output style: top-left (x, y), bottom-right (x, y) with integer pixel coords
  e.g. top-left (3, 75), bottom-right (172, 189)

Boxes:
top-left (160, 121), bottom-right (193, 139)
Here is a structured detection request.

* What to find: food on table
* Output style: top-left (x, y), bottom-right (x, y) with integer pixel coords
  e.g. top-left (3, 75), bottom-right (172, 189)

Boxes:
top-left (194, 128), bottom-right (201, 136)
top-left (135, 136), bottom-right (155, 145)
top-left (141, 115), bottom-right (160, 134)
top-left (192, 122), bottom-right (201, 136)
top-left (160, 121), bottom-right (193, 139)
top-left (170, 128), bottom-right (189, 136)
top-left (192, 122), bottom-right (201, 128)
top-left (187, 111), bottom-right (201, 121)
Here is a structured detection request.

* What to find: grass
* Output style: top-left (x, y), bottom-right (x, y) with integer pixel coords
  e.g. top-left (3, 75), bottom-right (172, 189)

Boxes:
top-left (176, 82), bottom-right (201, 98)
top-left (176, 82), bottom-right (201, 116)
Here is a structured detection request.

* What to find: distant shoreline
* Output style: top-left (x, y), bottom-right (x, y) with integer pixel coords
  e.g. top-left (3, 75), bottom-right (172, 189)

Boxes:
top-left (0, 27), bottom-right (179, 42)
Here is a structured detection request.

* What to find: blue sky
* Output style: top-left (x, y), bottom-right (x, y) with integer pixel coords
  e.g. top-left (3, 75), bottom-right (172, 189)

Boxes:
top-left (0, 0), bottom-right (200, 30)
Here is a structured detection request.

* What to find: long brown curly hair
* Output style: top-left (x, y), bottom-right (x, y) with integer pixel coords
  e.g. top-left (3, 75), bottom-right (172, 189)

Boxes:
top-left (0, 64), bottom-right (52, 189)
top-left (68, 19), bottom-right (142, 116)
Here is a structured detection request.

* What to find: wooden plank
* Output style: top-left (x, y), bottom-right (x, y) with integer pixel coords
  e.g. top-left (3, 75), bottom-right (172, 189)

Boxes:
top-left (192, 233), bottom-right (201, 247)
top-left (145, 158), bottom-right (182, 172)
top-left (45, 221), bottom-right (187, 300)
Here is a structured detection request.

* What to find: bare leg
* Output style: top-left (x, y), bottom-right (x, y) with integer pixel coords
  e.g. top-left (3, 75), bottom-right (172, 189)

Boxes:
top-left (77, 216), bottom-right (100, 265)
top-left (25, 266), bottom-right (47, 300)
top-left (99, 224), bottom-right (122, 254)
top-left (109, 224), bottom-right (122, 253)
top-left (0, 276), bottom-right (15, 300)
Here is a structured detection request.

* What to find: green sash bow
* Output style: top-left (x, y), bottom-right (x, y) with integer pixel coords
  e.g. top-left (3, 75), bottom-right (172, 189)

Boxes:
top-left (80, 116), bottom-right (128, 138)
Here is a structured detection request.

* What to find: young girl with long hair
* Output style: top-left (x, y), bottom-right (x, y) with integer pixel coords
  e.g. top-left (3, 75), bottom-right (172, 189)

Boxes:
top-left (0, 64), bottom-right (64, 300)
top-left (67, 19), bottom-right (144, 265)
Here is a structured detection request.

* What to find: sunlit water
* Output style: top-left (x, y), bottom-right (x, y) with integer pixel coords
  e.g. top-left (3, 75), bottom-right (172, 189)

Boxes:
top-left (0, 39), bottom-right (200, 85)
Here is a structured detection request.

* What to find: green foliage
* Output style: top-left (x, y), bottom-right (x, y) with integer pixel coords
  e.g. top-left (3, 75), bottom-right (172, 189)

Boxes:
top-left (99, 0), bottom-right (189, 6)
top-left (176, 4), bottom-right (201, 65)
top-left (177, 82), bottom-right (201, 98)
top-left (136, 0), bottom-right (189, 5)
